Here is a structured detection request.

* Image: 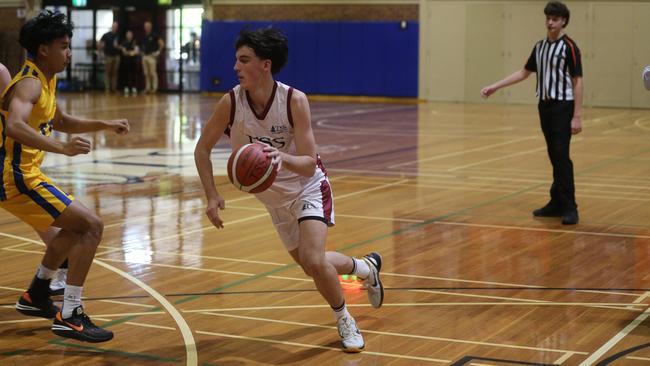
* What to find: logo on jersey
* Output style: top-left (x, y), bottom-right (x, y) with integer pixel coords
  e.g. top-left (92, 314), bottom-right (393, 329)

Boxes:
top-left (302, 202), bottom-right (316, 211)
top-left (270, 125), bottom-right (288, 135)
top-left (39, 120), bottom-right (54, 136)
top-left (246, 135), bottom-right (286, 149)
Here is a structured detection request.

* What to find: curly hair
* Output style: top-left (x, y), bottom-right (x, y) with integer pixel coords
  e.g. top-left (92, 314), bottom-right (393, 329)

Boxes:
top-left (544, 1), bottom-right (570, 28)
top-left (19, 10), bottom-right (74, 57)
top-left (235, 27), bottom-right (288, 75)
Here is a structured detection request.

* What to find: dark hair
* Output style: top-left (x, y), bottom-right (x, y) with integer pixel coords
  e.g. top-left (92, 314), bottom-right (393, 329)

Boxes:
top-left (19, 10), bottom-right (74, 57)
top-left (544, 1), bottom-right (570, 28)
top-left (235, 27), bottom-right (288, 74)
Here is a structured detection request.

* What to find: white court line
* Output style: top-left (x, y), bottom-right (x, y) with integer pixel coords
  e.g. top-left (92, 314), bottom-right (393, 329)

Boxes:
top-left (195, 329), bottom-right (451, 363)
top-left (185, 302), bottom-right (644, 313)
top-left (577, 306), bottom-right (650, 366)
top-left (0, 232), bottom-right (198, 366)
top-left (447, 146), bottom-right (549, 172)
top-left (198, 311), bottom-right (588, 355)
top-left (554, 352), bottom-right (577, 364)
top-left (388, 137), bottom-right (536, 168)
top-left (92, 259), bottom-right (197, 366)
top-left (433, 221), bottom-right (650, 240)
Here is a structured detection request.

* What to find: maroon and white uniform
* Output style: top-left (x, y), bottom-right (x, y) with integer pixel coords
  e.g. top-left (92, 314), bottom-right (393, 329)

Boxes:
top-left (227, 81), bottom-right (334, 250)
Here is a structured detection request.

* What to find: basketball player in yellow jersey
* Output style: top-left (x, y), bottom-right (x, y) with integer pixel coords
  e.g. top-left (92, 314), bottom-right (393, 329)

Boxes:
top-left (2, 10), bottom-right (129, 343)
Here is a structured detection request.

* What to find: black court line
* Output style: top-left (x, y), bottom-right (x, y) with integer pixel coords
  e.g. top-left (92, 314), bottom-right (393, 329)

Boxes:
top-left (595, 342), bottom-right (650, 365)
top-left (451, 355), bottom-right (558, 366)
top-left (2, 286), bottom-right (648, 306)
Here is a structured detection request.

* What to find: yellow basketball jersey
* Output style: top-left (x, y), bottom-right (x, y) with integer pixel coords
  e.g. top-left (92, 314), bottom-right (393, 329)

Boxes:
top-left (0, 59), bottom-right (57, 200)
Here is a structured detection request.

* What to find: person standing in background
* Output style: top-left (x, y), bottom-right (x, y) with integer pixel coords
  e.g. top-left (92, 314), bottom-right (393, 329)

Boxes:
top-left (99, 21), bottom-right (120, 93)
top-left (481, 1), bottom-right (583, 225)
top-left (120, 30), bottom-right (139, 96)
top-left (141, 21), bottom-right (164, 94)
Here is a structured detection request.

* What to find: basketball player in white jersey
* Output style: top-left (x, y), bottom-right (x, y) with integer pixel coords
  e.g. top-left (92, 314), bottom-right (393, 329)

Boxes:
top-left (194, 27), bottom-right (383, 353)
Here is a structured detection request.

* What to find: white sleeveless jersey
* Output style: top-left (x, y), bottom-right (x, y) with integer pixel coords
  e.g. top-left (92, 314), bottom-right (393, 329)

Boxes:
top-left (227, 81), bottom-right (327, 208)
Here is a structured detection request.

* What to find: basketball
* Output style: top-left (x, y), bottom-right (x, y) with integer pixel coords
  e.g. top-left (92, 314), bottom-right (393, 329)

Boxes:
top-left (227, 143), bottom-right (277, 193)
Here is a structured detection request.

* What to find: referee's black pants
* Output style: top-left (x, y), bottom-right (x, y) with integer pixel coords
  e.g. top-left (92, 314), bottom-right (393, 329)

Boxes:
top-left (538, 100), bottom-right (577, 212)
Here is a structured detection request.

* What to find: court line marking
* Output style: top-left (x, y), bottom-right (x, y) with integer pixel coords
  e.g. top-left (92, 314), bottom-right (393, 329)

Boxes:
top-left (123, 321), bottom-right (176, 331)
top-left (100, 175), bottom-right (350, 230)
top-left (0, 232), bottom-right (198, 366)
top-left (627, 355), bottom-right (650, 361)
top-left (383, 272), bottom-right (643, 299)
top-left (185, 302), bottom-right (644, 312)
top-left (577, 306), bottom-right (650, 366)
top-left (447, 146), bottom-right (549, 172)
top-left (388, 137), bottom-right (537, 168)
top-left (554, 352), bottom-right (577, 364)
top-left (197, 311), bottom-right (588, 355)
top-left (3, 244), bottom-right (643, 302)
top-left (195, 329), bottom-right (451, 363)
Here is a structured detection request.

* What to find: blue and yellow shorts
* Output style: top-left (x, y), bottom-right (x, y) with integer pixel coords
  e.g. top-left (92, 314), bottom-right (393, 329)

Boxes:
top-left (0, 181), bottom-right (75, 231)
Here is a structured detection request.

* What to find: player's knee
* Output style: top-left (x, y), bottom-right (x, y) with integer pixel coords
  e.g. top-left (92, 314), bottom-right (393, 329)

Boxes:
top-left (300, 256), bottom-right (325, 278)
top-left (80, 214), bottom-right (104, 243)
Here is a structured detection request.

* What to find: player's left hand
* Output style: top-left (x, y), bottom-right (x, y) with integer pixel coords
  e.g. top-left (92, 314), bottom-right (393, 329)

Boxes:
top-left (263, 145), bottom-right (283, 171)
top-left (107, 119), bottom-right (130, 135)
top-left (571, 116), bottom-right (582, 135)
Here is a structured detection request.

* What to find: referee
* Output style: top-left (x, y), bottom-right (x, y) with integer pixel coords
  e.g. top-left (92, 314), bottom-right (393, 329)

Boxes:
top-left (481, 1), bottom-right (582, 225)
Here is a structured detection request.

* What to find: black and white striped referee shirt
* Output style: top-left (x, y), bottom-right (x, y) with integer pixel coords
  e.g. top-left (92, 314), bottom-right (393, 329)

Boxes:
top-left (525, 35), bottom-right (582, 101)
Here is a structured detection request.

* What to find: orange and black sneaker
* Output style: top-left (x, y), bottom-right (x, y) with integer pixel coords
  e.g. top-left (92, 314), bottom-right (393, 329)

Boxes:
top-left (52, 306), bottom-right (114, 343)
top-left (15, 291), bottom-right (59, 319)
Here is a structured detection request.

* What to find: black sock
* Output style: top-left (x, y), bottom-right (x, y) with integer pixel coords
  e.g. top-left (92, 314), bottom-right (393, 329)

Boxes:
top-left (59, 259), bottom-right (68, 269)
top-left (27, 276), bottom-right (51, 299)
top-left (348, 258), bottom-right (356, 275)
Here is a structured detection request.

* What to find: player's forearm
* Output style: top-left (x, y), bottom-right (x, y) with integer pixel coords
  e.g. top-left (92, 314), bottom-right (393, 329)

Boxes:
top-left (194, 147), bottom-right (221, 200)
top-left (57, 113), bottom-right (109, 133)
top-left (282, 153), bottom-right (316, 177)
top-left (6, 120), bottom-right (64, 153)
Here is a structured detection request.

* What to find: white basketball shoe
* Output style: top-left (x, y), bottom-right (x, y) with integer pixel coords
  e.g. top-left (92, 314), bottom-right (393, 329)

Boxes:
top-left (337, 315), bottom-right (364, 353)
top-left (362, 252), bottom-right (384, 308)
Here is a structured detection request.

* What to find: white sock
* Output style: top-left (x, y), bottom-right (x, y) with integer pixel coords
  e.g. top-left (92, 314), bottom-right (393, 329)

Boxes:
top-left (36, 264), bottom-right (56, 280)
top-left (62, 285), bottom-right (83, 318)
top-left (350, 258), bottom-right (370, 279)
top-left (332, 302), bottom-right (350, 322)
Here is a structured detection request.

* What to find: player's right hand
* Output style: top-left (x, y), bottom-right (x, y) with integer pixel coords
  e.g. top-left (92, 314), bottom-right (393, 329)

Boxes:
top-left (206, 196), bottom-right (226, 229)
top-left (62, 136), bottom-right (91, 156)
top-left (480, 86), bottom-right (496, 99)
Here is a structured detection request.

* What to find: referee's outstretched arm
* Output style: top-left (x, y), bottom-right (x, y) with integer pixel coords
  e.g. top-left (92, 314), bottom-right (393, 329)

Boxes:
top-left (480, 68), bottom-right (532, 99)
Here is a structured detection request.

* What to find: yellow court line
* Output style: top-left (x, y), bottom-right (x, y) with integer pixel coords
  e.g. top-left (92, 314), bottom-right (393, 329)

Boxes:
top-left (195, 329), bottom-right (451, 363)
top-left (198, 312), bottom-right (588, 355)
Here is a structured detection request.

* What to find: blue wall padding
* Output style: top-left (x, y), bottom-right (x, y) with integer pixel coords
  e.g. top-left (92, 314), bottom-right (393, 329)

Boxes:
top-left (200, 21), bottom-right (418, 97)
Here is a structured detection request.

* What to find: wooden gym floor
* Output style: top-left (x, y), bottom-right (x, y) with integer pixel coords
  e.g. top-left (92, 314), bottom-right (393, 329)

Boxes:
top-left (0, 92), bottom-right (649, 365)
